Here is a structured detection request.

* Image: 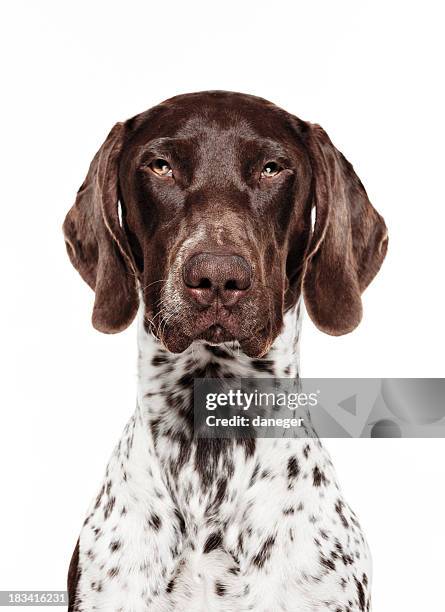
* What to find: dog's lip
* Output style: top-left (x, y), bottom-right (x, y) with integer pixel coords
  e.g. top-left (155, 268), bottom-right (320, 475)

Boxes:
top-left (195, 324), bottom-right (236, 344)
top-left (153, 316), bottom-right (269, 358)
top-left (147, 304), bottom-right (269, 355)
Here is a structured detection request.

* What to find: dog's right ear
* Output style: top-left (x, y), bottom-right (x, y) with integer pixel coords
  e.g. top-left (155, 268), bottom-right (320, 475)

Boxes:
top-left (63, 123), bottom-right (139, 333)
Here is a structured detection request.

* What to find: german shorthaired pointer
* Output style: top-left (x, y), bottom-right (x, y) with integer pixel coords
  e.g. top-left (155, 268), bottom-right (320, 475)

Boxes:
top-left (63, 91), bottom-right (388, 611)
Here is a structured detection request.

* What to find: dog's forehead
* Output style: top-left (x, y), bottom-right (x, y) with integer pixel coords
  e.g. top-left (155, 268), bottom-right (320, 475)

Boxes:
top-left (127, 91), bottom-right (296, 148)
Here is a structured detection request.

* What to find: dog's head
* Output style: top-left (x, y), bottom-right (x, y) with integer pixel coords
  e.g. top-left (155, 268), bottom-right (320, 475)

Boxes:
top-left (63, 91), bottom-right (388, 357)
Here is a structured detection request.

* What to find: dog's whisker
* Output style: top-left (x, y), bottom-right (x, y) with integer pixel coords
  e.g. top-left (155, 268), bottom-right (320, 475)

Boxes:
top-left (140, 278), bottom-right (169, 292)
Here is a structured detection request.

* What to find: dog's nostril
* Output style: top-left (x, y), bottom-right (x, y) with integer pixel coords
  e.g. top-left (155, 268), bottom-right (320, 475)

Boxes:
top-left (224, 279), bottom-right (239, 291)
top-left (198, 278), bottom-right (212, 289)
top-left (184, 277), bottom-right (212, 289)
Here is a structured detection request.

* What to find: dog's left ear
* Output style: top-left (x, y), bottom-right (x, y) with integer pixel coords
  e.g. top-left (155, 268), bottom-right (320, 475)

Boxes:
top-left (63, 122), bottom-right (139, 333)
top-left (302, 124), bottom-right (388, 335)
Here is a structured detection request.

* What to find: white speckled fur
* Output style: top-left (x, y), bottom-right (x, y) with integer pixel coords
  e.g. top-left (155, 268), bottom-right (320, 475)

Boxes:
top-left (73, 305), bottom-right (371, 612)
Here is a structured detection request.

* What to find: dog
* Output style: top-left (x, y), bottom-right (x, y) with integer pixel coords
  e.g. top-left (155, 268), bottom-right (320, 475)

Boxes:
top-left (63, 91), bottom-right (388, 611)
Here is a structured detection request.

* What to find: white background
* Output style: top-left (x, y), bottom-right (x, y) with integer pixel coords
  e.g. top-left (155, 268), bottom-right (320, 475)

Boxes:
top-left (1, 1), bottom-right (444, 610)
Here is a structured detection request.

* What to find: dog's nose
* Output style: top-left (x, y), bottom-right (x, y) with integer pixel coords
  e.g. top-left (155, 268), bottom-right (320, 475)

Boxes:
top-left (183, 253), bottom-right (252, 307)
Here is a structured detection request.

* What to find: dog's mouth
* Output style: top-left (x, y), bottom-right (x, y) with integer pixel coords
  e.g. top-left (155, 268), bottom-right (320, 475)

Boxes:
top-left (196, 323), bottom-right (236, 345)
top-left (196, 323), bottom-right (271, 358)
top-left (147, 302), bottom-right (272, 358)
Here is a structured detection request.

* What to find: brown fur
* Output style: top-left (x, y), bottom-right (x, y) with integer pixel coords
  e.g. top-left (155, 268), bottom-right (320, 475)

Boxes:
top-left (302, 125), bottom-right (388, 335)
top-left (63, 123), bottom-right (139, 332)
top-left (67, 538), bottom-right (80, 611)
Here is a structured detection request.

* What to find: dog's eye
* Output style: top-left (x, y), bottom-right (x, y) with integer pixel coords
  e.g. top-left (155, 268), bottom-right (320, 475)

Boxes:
top-left (150, 158), bottom-right (173, 177)
top-left (261, 161), bottom-right (282, 178)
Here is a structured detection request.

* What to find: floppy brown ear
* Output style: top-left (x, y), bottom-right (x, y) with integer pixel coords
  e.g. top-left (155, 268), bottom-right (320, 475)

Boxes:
top-left (302, 124), bottom-right (388, 335)
top-left (63, 122), bottom-right (139, 333)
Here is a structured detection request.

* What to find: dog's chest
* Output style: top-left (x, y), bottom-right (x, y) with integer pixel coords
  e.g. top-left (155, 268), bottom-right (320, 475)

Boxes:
top-left (73, 326), bottom-right (372, 611)
top-left (75, 403), bottom-right (372, 612)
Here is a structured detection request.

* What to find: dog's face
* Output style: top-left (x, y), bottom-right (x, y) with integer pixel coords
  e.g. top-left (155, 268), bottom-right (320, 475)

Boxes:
top-left (119, 94), bottom-right (314, 356)
top-left (63, 92), bottom-right (388, 357)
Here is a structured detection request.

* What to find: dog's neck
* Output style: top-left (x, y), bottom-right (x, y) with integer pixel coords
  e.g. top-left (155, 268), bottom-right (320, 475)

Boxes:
top-left (136, 303), bottom-right (302, 416)
top-left (112, 304), bottom-right (307, 506)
